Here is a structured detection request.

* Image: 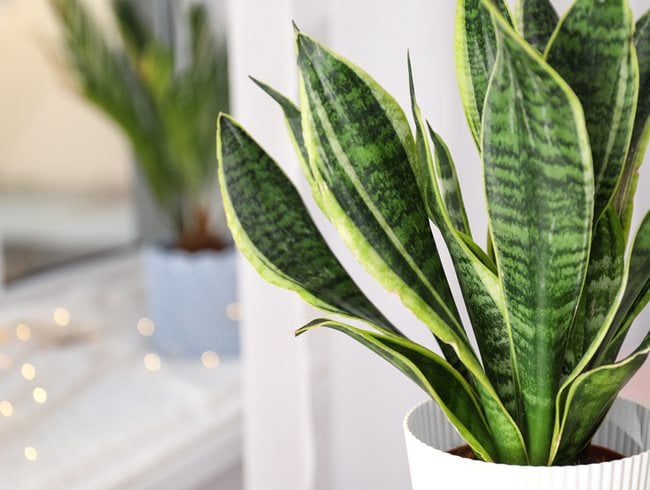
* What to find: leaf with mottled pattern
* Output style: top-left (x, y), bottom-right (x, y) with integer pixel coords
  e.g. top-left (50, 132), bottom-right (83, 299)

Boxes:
top-left (551, 336), bottom-right (650, 464)
top-left (515, 0), bottom-right (559, 53)
top-left (409, 61), bottom-right (527, 461)
top-left (455, 0), bottom-right (512, 148)
top-left (217, 114), bottom-right (399, 336)
top-left (481, 0), bottom-right (594, 465)
top-left (296, 33), bottom-right (476, 372)
top-left (597, 212), bottom-right (650, 364)
top-left (545, 0), bottom-right (638, 221)
top-left (563, 208), bottom-right (625, 375)
top-left (296, 318), bottom-right (498, 462)
top-left (613, 10), bottom-right (650, 237)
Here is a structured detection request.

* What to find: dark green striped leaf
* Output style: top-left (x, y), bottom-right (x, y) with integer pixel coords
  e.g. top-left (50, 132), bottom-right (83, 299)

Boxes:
top-left (409, 63), bottom-right (527, 462)
top-left (455, 0), bottom-right (512, 148)
top-left (515, 0), bottom-right (559, 53)
top-left (249, 77), bottom-right (330, 216)
top-left (598, 212), bottom-right (650, 364)
top-left (545, 0), bottom-right (638, 221)
top-left (613, 10), bottom-right (650, 237)
top-left (249, 77), bottom-right (310, 179)
top-left (296, 33), bottom-right (474, 368)
top-left (563, 208), bottom-right (625, 375)
top-left (481, 1), bottom-right (594, 465)
top-left (217, 114), bottom-right (398, 336)
top-left (296, 318), bottom-right (498, 462)
top-left (551, 337), bottom-right (650, 464)
top-left (429, 131), bottom-right (471, 237)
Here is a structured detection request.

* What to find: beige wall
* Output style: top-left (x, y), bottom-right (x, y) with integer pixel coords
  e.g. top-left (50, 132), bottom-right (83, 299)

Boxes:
top-left (0, 0), bottom-right (131, 196)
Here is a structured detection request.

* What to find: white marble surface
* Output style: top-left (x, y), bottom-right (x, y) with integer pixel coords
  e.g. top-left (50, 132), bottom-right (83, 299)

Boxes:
top-left (0, 251), bottom-right (241, 489)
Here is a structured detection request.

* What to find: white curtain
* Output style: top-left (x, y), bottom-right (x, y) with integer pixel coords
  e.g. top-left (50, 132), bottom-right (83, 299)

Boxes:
top-left (226, 1), bottom-right (650, 489)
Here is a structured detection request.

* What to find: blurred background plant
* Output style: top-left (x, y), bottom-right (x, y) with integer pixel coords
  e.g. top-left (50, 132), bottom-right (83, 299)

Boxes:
top-left (51, 0), bottom-right (229, 252)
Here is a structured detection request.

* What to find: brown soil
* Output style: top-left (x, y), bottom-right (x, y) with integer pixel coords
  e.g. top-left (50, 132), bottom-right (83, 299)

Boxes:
top-left (175, 207), bottom-right (227, 252)
top-left (448, 444), bottom-right (625, 465)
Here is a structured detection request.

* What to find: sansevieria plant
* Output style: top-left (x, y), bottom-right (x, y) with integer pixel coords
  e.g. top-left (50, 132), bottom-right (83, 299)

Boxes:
top-left (217, 0), bottom-right (649, 466)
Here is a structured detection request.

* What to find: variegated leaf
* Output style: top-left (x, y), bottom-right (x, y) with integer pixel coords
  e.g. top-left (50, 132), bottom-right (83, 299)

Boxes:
top-left (613, 10), bottom-right (650, 237)
top-left (545, 0), bottom-right (638, 221)
top-left (217, 114), bottom-right (398, 336)
top-left (563, 208), bottom-right (625, 375)
top-left (598, 212), bottom-right (650, 364)
top-left (551, 335), bottom-right (650, 464)
top-left (455, 0), bottom-right (512, 148)
top-left (409, 62), bottom-right (527, 461)
top-left (296, 33), bottom-right (475, 372)
top-left (296, 318), bottom-right (498, 462)
top-left (481, 0), bottom-right (593, 465)
top-left (515, 0), bottom-right (559, 53)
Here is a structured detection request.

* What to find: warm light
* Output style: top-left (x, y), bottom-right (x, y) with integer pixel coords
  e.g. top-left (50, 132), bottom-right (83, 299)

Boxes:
top-left (143, 353), bottom-right (161, 372)
top-left (0, 354), bottom-right (13, 371)
top-left (137, 318), bottom-right (155, 337)
top-left (0, 401), bottom-right (14, 417)
top-left (201, 351), bottom-right (220, 369)
top-left (24, 447), bottom-right (38, 462)
top-left (226, 303), bottom-right (241, 321)
top-left (16, 324), bottom-right (31, 342)
top-left (53, 307), bottom-right (71, 327)
top-left (21, 364), bottom-right (36, 380)
top-left (32, 388), bottom-right (47, 404)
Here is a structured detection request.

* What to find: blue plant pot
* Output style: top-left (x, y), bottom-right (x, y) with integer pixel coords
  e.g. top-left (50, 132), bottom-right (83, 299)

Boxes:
top-left (143, 245), bottom-right (239, 358)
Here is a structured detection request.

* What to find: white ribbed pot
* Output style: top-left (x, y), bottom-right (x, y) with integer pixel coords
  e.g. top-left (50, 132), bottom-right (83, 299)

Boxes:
top-left (405, 398), bottom-right (650, 490)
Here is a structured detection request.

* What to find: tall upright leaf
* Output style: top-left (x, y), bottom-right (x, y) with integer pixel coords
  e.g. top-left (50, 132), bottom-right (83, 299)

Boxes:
top-left (481, 1), bottom-right (593, 464)
top-left (248, 77), bottom-right (327, 214)
top-left (613, 10), bottom-right (650, 236)
top-left (455, 0), bottom-right (512, 148)
top-left (597, 212), bottom-right (650, 364)
top-left (563, 208), bottom-right (625, 375)
top-left (296, 33), bottom-right (471, 367)
top-left (515, 0), bottom-right (559, 53)
top-left (297, 319), bottom-right (498, 462)
top-left (217, 114), bottom-right (398, 336)
top-left (409, 63), bottom-right (526, 453)
top-left (545, 0), bottom-right (638, 221)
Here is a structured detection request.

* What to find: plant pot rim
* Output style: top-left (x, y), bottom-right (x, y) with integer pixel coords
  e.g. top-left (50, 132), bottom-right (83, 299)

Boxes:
top-left (144, 242), bottom-right (236, 259)
top-left (403, 397), bottom-right (650, 471)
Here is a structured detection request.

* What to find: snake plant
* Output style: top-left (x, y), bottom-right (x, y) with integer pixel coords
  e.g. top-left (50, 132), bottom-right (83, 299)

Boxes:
top-left (217, 0), bottom-right (649, 466)
top-left (53, 0), bottom-right (229, 251)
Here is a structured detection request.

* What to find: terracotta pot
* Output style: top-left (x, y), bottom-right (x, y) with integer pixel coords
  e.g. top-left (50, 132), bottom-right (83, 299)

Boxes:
top-left (404, 398), bottom-right (650, 489)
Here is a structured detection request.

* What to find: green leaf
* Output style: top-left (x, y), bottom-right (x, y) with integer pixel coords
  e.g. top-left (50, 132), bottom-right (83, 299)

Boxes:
top-left (598, 212), bottom-right (650, 364)
top-left (249, 77), bottom-right (310, 179)
top-left (296, 33), bottom-right (472, 365)
top-left (296, 319), bottom-right (498, 462)
top-left (429, 131), bottom-right (472, 238)
top-left (563, 208), bottom-right (625, 375)
top-left (217, 114), bottom-right (399, 336)
top-left (409, 63), bottom-right (526, 461)
top-left (545, 0), bottom-right (638, 221)
top-left (551, 337), bottom-right (650, 464)
top-left (613, 10), bottom-right (650, 237)
top-left (481, 1), bottom-right (594, 465)
top-left (515, 0), bottom-right (559, 53)
top-left (455, 0), bottom-right (512, 148)
top-left (113, 0), bottom-right (149, 56)
top-left (248, 77), bottom-right (329, 216)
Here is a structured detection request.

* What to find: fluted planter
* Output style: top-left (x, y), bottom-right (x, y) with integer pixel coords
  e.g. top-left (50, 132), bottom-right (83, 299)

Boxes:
top-left (404, 398), bottom-right (650, 490)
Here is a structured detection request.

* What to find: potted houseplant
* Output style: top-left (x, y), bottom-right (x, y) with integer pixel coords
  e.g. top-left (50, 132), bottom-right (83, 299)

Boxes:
top-left (219, 0), bottom-right (649, 486)
top-left (52, 0), bottom-right (238, 357)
